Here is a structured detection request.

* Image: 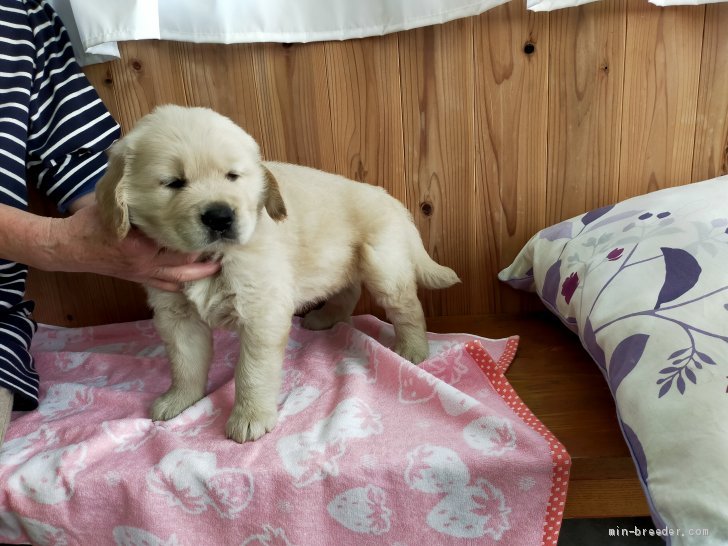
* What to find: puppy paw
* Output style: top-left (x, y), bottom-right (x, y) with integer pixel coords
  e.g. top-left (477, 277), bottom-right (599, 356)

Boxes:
top-left (226, 404), bottom-right (278, 443)
top-left (150, 391), bottom-right (201, 421)
top-left (395, 339), bottom-right (430, 365)
top-left (302, 309), bottom-right (345, 331)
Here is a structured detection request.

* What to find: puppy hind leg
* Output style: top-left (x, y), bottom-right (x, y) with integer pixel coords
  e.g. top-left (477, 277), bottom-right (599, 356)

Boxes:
top-left (151, 309), bottom-right (213, 421)
top-left (379, 290), bottom-right (430, 364)
top-left (302, 282), bottom-right (362, 331)
top-left (360, 244), bottom-right (429, 364)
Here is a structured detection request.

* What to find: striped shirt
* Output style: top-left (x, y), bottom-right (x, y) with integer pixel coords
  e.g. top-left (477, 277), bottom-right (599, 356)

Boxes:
top-left (0, 0), bottom-right (120, 410)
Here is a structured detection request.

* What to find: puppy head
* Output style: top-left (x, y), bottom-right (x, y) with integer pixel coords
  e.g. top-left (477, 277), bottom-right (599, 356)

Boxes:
top-left (95, 105), bottom-right (286, 252)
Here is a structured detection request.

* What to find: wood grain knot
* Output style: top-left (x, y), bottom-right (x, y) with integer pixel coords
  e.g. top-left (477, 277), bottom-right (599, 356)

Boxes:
top-left (130, 59), bottom-right (143, 71)
top-left (420, 201), bottom-right (434, 216)
top-left (523, 42), bottom-right (535, 55)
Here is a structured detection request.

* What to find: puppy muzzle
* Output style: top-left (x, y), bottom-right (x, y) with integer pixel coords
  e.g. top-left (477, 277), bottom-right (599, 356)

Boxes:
top-left (201, 203), bottom-right (237, 242)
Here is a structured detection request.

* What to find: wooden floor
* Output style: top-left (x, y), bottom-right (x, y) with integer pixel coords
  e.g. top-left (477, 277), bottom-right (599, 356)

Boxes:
top-left (426, 312), bottom-right (650, 519)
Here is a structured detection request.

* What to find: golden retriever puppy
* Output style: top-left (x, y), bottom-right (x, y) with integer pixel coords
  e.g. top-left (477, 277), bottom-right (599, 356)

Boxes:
top-left (96, 105), bottom-right (459, 443)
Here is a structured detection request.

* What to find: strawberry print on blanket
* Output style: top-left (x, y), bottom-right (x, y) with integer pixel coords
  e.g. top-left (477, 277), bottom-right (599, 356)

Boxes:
top-left (0, 316), bottom-right (569, 545)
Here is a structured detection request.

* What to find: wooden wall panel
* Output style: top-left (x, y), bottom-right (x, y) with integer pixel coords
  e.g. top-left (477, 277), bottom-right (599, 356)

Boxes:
top-left (99, 41), bottom-right (187, 132)
top-left (547, 0), bottom-right (626, 224)
top-left (251, 43), bottom-right (336, 171)
top-left (692, 2), bottom-right (728, 181)
top-left (399, 18), bottom-right (475, 316)
top-left (618, 0), bottom-right (705, 199)
top-left (324, 35), bottom-right (404, 316)
top-left (474, 1), bottom-right (549, 314)
top-left (23, 0), bottom-right (728, 326)
top-left (325, 35), bottom-right (405, 196)
top-left (171, 43), bottom-right (264, 145)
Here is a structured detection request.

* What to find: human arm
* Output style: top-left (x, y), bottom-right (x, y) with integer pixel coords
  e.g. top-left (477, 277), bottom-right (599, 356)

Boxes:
top-left (67, 192), bottom-right (95, 213)
top-left (0, 202), bottom-right (220, 291)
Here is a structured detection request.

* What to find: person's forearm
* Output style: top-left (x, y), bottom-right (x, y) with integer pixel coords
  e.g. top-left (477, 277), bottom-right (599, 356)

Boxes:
top-left (1, 201), bottom-right (220, 289)
top-left (0, 204), bottom-right (56, 270)
top-left (67, 192), bottom-right (95, 213)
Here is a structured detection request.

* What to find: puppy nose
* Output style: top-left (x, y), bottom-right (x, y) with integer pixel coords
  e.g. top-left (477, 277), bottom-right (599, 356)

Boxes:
top-left (201, 204), bottom-right (235, 233)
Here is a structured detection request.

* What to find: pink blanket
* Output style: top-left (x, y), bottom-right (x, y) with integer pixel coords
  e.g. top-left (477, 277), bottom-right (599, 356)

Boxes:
top-left (0, 316), bottom-right (569, 545)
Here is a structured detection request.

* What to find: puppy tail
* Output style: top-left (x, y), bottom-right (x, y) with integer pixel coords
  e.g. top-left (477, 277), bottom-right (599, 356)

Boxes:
top-left (413, 242), bottom-right (461, 290)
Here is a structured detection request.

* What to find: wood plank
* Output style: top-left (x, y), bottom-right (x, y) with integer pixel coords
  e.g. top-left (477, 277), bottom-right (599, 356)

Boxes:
top-left (104, 41), bottom-right (188, 133)
top-left (79, 60), bottom-right (120, 122)
top-left (399, 18), bottom-right (475, 316)
top-left (618, 1), bottom-right (705, 199)
top-left (324, 35), bottom-right (405, 198)
top-left (324, 35), bottom-right (405, 317)
top-left (565, 478), bottom-right (649, 518)
top-left (251, 42), bottom-right (335, 171)
top-left (546, 0), bottom-right (626, 224)
top-left (171, 42), bottom-right (265, 145)
top-left (473, 3), bottom-right (550, 314)
top-left (692, 2), bottom-right (728, 182)
top-left (25, 268), bottom-right (149, 327)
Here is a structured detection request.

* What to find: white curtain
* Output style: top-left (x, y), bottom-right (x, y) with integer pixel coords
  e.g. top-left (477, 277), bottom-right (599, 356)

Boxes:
top-left (530, 0), bottom-right (724, 8)
top-left (527, 0), bottom-right (599, 11)
top-left (64, 0), bottom-right (510, 65)
top-left (47, 0), bottom-right (118, 65)
top-left (58, 0), bottom-right (726, 66)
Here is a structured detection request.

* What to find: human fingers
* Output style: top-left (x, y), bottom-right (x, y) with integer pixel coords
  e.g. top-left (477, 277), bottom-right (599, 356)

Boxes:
top-left (151, 261), bottom-right (222, 284)
top-left (145, 278), bottom-right (184, 292)
top-left (122, 230), bottom-right (214, 267)
top-left (150, 248), bottom-right (219, 268)
top-left (120, 229), bottom-right (165, 256)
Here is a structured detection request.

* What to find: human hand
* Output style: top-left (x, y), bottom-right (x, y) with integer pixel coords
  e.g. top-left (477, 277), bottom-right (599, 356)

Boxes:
top-left (45, 203), bottom-right (221, 291)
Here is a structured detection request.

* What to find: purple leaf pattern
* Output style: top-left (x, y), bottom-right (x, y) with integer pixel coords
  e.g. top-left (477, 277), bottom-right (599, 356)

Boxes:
top-left (587, 209), bottom-right (644, 232)
top-left (541, 260), bottom-right (562, 309)
top-left (608, 334), bottom-right (650, 394)
top-left (656, 343), bottom-right (717, 397)
top-left (539, 221), bottom-right (573, 242)
top-left (654, 248), bottom-right (701, 309)
top-left (581, 205), bottom-right (614, 226)
top-left (622, 424), bottom-right (648, 483)
top-left (581, 319), bottom-right (606, 372)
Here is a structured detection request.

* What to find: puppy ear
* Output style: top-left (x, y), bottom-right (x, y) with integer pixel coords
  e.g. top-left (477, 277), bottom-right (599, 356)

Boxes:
top-left (95, 140), bottom-right (131, 239)
top-left (262, 165), bottom-right (287, 222)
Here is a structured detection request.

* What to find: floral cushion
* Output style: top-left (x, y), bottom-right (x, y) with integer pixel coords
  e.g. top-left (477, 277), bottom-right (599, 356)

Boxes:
top-left (499, 175), bottom-right (728, 545)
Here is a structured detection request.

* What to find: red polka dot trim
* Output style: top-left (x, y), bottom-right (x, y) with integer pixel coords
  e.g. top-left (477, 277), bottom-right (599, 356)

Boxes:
top-left (465, 339), bottom-right (571, 546)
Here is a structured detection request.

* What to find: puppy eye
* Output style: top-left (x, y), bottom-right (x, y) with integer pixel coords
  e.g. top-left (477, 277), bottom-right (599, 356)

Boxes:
top-left (164, 178), bottom-right (187, 190)
top-left (226, 172), bottom-right (239, 182)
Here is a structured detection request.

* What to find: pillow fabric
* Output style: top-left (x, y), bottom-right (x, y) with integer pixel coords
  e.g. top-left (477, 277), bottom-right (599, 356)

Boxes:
top-left (499, 175), bottom-right (728, 545)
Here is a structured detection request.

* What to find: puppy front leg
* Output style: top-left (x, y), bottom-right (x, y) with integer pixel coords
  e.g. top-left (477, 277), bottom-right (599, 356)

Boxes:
top-left (150, 300), bottom-right (213, 421)
top-left (226, 322), bottom-right (289, 443)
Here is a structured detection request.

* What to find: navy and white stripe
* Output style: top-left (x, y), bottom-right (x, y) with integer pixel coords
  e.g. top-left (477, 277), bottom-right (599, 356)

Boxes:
top-left (0, 0), bottom-right (120, 410)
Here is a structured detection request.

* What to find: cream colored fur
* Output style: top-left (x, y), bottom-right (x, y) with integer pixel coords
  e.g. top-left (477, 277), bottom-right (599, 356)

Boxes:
top-left (96, 105), bottom-right (460, 443)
